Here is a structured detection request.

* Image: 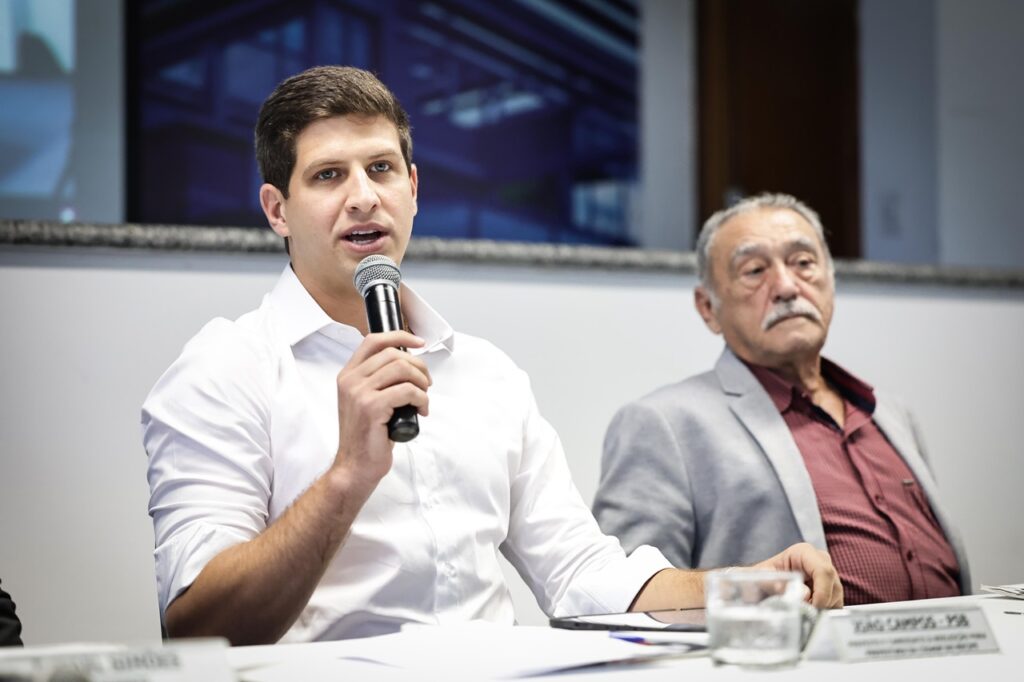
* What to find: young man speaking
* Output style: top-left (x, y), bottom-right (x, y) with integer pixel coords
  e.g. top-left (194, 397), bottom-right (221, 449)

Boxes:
top-left (142, 67), bottom-right (842, 645)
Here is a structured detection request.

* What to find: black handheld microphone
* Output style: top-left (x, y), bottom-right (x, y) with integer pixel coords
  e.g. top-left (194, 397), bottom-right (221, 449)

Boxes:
top-left (353, 255), bottom-right (420, 443)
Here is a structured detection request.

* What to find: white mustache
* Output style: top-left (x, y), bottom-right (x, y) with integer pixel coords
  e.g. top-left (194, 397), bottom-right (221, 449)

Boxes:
top-left (762, 299), bottom-right (823, 330)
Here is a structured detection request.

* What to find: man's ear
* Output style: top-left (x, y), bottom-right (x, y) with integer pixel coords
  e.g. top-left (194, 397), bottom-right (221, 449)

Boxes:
top-left (409, 163), bottom-right (419, 217)
top-left (694, 286), bottom-right (723, 335)
top-left (259, 183), bottom-right (289, 238)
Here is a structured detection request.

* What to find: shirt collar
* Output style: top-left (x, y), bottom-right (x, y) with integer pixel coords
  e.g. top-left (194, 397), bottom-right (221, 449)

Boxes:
top-left (267, 265), bottom-right (455, 354)
top-left (399, 285), bottom-right (456, 355)
top-left (821, 358), bottom-right (876, 413)
top-left (744, 356), bottom-right (877, 414)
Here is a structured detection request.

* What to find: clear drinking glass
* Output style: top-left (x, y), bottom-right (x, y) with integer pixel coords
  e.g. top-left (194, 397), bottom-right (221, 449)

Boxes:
top-left (705, 569), bottom-right (804, 668)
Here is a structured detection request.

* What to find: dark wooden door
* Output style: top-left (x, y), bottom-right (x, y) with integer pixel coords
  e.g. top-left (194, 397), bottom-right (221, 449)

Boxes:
top-left (698, 0), bottom-right (861, 257)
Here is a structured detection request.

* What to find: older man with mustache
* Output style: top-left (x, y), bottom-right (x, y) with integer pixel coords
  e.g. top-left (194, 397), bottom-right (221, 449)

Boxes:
top-left (593, 193), bottom-right (971, 605)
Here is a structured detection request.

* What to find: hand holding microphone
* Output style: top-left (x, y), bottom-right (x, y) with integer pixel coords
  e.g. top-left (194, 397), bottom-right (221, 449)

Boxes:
top-left (353, 255), bottom-right (421, 442)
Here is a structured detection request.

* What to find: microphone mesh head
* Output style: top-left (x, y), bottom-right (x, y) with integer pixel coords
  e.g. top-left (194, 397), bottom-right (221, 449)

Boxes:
top-left (353, 254), bottom-right (401, 296)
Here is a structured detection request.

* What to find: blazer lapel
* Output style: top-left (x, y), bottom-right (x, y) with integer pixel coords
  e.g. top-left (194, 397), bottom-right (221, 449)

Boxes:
top-left (716, 349), bottom-right (828, 550)
top-left (872, 405), bottom-right (937, 506)
top-left (873, 401), bottom-right (973, 592)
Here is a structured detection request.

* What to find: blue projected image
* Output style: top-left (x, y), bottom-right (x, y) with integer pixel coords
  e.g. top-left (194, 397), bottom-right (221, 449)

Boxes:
top-left (130, 0), bottom-right (640, 246)
top-left (0, 0), bottom-right (76, 221)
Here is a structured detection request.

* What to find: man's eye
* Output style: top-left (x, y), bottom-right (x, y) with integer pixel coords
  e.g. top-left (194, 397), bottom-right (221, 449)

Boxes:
top-left (369, 161), bottom-right (392, 173)
top-left (742, 265), bottom-right (765, 278)
top-left (315, 169), bottom-right (338, 181)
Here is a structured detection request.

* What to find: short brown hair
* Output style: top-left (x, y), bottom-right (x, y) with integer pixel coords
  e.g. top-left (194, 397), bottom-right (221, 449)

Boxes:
top-left (255, 65), bottom-right (413, 197)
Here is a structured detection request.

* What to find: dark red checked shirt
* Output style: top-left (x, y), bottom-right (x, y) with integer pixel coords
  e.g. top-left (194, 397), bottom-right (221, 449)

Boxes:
top-left (747, 359), bottom-right (961, 605)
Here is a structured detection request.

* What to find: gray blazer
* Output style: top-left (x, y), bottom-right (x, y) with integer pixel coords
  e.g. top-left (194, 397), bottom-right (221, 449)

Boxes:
top-left (593, 347), bottom-right (971, 595)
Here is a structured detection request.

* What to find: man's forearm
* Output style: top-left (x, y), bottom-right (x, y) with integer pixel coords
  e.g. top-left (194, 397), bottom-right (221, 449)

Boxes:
top-left (629, 568), bottom-right (705, 612)
top-left (164, 466), bottom-right (374, 645)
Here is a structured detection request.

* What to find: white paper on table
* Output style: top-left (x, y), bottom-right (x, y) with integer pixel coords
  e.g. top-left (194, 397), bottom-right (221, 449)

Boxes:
top-left (238, 656), bottom-right (408, 682)
top-left (980, 584), bottom-right (1024, 600)
top-left (227, 639), bottom-right (364, 672)
top-left (229, 623), bottom-right (676, 680)
top-left (347, 622), bottom-right (668, 678)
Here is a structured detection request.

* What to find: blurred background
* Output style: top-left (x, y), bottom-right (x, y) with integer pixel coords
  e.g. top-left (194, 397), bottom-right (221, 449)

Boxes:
top-left (2, 0), bottom-right (1022, 265)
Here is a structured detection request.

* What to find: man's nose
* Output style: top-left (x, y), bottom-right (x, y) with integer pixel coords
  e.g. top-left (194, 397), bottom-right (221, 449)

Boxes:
top-left (345, 170), bottom-right (379, 214)
top-left (770, 262), bottom-right (800, 301)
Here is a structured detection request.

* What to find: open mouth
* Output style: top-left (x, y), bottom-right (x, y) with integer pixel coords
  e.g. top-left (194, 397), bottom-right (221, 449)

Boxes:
top-left (344, 229), bottom-right (384, 244)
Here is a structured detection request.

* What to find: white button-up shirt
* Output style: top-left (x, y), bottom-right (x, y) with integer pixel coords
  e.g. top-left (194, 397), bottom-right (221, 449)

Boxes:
top-left (143, 266), bottom-right (670, 642)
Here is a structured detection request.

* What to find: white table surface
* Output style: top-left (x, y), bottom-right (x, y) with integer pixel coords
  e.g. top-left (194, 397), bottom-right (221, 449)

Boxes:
top-left (228, 593), bottom-right (1024, 681)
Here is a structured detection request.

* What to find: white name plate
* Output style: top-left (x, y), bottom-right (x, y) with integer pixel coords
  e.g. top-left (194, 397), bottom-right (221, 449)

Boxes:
top-left (0, 638), bottom-right (234, 681)
top-left (831, 605), bottom-right (999, 663)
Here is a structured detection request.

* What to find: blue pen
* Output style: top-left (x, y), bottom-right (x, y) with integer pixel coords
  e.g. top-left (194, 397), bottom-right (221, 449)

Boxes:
top-left (610, 632), bottom-right (707, 655)
top-left (611, 633), bottom-right (651, 645)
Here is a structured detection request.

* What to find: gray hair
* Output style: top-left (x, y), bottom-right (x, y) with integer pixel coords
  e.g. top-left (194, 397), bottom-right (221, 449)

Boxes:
top-left (695, 193), bottom-right (834, 306)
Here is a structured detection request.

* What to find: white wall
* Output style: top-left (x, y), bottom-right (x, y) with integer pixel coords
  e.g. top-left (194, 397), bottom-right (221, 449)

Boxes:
top-left (1, 248), bottom-right (1022, 641)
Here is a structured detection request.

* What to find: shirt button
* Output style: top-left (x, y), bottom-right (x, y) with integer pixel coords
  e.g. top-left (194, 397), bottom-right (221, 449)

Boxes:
top-left (906, 550), bottom-right (915, 561)
top-left (874, 494), bottom-right (884, 505)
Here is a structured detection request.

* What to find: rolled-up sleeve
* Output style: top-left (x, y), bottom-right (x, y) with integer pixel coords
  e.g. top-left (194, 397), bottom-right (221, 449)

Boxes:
top-left (500, 370), bottom-right (672, 617)
top-left (142, 319), bottom-right (275, 617)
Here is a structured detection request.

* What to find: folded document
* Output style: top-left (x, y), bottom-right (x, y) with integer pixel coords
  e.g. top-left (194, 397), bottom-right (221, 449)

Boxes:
top-left (980, 584), bottom-right (1024, 600)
